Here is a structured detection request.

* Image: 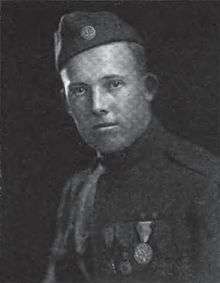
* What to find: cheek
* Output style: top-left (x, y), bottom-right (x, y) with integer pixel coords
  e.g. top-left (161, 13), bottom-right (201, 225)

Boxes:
top-left (116, 92), bottom-right (148, 126)
top-left (69, 103), bottom-right (91, 129)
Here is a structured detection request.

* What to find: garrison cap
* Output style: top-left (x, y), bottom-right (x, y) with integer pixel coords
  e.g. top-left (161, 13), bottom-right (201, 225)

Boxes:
top-left (54, 11), bottom-right (145, 72)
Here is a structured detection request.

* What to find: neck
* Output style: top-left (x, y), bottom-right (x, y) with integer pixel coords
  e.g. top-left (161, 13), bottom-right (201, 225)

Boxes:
top-left (96, 116), bottom-right (161, 170)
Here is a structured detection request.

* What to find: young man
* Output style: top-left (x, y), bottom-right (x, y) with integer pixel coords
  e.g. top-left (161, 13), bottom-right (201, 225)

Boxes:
top-left (44, 11), bottom-right (219, 283)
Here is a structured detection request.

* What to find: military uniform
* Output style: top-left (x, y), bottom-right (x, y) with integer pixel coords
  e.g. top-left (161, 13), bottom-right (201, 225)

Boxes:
top-left (44, 11), bottom-right (220, 283)
top-left (44, 118), bottom-right (220, 283)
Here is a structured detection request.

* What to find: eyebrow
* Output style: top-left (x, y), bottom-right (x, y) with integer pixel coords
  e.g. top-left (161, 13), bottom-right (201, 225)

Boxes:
top-left (68, 75), bottom-right (126, 89)
top-left (68, 82), bottom-right (87, 89)
top-left (101, 75), bottom-right (126, 81)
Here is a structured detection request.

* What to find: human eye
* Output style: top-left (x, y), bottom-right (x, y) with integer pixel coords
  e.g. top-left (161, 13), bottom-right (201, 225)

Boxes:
top-left (106, 79), bottom-right (124, 91)
top-left (69, 85), bottom-right (88, 98)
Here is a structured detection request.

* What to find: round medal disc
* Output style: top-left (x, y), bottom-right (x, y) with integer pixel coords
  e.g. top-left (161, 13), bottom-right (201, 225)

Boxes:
top-left (134, 243), bottom-right (153, 265)
top-left (118, 260), bottom-right (132, 275)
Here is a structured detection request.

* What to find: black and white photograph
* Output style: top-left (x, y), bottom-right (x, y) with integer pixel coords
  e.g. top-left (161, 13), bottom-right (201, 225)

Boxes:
top-left (2, 1), bottom-right (220, 283)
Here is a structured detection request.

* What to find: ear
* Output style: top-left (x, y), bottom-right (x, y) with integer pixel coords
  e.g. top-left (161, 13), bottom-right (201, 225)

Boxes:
top-left (143, 73), bottom-right (159, 102)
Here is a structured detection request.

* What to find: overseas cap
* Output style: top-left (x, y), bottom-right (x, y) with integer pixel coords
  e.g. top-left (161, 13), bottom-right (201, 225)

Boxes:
top-left (54, 11), bottom-right (145, 72)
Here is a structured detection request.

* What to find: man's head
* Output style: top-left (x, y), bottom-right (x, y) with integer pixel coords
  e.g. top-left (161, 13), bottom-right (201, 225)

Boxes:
top-left (55, 11), bottom-right (158, 154)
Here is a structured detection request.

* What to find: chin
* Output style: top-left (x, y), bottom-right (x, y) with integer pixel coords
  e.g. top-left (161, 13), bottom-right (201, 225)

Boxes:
top-left (96, 145), bottom-right (122, 154)
top-left (91, 138), bottom-right (132, 154)
top-left (83, 130), bottom-right (137, 154)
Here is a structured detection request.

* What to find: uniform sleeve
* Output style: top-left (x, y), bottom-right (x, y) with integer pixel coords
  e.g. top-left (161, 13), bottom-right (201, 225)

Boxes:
top-left (207, 166), bottom-right (220, 283)
top-left (195, 162), bottom-right (220, 283)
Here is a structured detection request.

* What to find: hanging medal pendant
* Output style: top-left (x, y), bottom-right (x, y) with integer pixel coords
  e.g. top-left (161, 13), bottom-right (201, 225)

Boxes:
top-left (118, 259), bottom-right (132, 275)
top-left (110, 258), bottom-right (117, 274)
top-left (134, 221), bottom-right (153, 265)
top-left (102, 225), bottom-right (117, 275)
top-left (103, 225), bottom-right (114, 249)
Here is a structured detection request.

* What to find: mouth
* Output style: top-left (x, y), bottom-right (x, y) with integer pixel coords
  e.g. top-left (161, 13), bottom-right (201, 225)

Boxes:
top-left (93, 122), bottom-right (118, 130)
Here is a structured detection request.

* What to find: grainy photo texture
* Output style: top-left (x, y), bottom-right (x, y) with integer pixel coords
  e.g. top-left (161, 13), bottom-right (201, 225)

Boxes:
top-left (2, 1), bottom-right (220, 283)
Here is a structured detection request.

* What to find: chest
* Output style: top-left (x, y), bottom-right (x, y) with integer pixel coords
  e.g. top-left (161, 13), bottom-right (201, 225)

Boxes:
top-left (94, 158), bottom-right (202, 224)
top-left (86, 161), bottom-right (206, 282)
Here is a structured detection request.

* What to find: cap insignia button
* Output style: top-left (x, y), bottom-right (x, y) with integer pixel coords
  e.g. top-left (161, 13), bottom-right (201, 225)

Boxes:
top-left (80, 25), bottom-right (96, 40)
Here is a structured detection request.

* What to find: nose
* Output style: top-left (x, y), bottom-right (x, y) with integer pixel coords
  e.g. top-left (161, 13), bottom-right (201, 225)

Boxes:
top-left (92, 86), bottom-right (109, 115)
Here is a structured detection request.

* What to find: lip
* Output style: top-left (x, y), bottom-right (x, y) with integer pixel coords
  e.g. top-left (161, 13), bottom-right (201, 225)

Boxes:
top-left (93, 122), bottom-right (118, 130)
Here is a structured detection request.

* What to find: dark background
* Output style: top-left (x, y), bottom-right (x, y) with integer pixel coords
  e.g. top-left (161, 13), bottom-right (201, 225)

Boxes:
top-left (2, 1), bottom-right (220, 283)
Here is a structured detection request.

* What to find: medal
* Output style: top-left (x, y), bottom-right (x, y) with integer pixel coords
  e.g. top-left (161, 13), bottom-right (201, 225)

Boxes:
top-left (134, 220), bottom-right (153, 265)
top-left (118, 260), bottom-right (132, 275)
top-left (134, 242), bottom-right (153, 265)
top-left (103, 225), bottom-right (114, 248)
top-left (115, 223), bottom-right (134, 248)
top-left (110, 259), bottom-right (117, 274)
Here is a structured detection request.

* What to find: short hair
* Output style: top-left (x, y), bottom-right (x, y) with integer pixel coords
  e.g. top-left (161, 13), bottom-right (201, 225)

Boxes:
top-left (126, 42), bottom-right (148, 76)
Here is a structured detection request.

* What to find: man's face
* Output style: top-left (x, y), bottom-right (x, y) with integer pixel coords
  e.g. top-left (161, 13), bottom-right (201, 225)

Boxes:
top-left (61, 42), bottom-right (153, 153)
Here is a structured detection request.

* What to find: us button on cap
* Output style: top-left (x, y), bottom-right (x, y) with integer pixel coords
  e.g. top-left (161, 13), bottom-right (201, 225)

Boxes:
top-left (80, 25), bottom-right (96, 40)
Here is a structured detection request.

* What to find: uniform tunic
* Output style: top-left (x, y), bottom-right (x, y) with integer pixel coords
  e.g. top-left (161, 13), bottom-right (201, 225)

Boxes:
top-left (43, 118), bottom-right (220, 283)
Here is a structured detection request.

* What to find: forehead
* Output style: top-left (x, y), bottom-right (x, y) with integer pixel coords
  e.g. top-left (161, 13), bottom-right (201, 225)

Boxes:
top-left (61, 42), bottom-right (138, 84)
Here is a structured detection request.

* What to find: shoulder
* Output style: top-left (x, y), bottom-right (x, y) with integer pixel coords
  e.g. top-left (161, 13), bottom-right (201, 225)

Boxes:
top-left (158, 125), bottom-right (220, 183)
